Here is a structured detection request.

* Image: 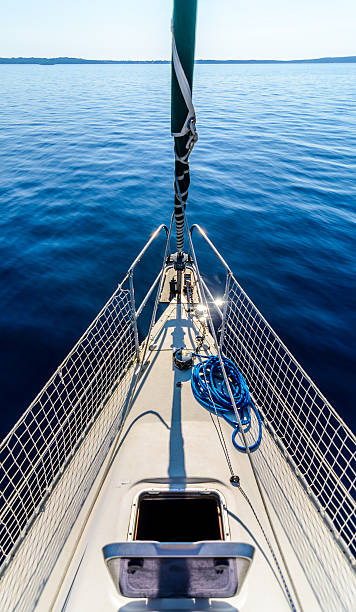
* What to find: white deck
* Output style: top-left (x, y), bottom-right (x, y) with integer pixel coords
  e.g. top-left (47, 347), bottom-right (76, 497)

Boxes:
top-left (38, 301), bottom-right (321, 611)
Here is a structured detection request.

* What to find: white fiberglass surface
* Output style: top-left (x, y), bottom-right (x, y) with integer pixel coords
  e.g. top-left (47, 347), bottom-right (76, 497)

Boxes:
top-left (48, 303), bottom-right (319, 612)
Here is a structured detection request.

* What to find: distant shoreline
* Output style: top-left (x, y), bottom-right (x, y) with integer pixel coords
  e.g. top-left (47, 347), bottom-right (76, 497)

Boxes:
top-left (1, 56), bottom-right (355, 65)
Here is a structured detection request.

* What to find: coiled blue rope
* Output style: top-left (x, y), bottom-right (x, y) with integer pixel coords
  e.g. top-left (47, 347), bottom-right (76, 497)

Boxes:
top-left (191, 355), bottom-right (262, 452)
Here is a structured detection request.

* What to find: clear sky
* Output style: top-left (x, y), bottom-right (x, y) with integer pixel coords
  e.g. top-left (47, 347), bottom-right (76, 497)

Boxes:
top-left (1, 0), bottom-right (355, 61)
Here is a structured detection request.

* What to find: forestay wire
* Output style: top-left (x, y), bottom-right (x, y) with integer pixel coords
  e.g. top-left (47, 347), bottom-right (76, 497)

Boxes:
top-left (171, 0), bottom-right (198, 251)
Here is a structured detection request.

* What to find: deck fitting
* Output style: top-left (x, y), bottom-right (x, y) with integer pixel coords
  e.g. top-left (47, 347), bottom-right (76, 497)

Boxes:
top-left (230, 475), bottom-right (240, 486)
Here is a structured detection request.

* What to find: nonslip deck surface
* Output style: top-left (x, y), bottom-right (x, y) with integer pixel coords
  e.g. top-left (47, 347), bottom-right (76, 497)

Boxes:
top-left (44, 302), bottom-right (320, 611)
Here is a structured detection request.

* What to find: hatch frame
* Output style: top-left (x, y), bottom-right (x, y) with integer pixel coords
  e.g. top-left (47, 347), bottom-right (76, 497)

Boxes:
top-left (127, 487), bottom-right (231, 542)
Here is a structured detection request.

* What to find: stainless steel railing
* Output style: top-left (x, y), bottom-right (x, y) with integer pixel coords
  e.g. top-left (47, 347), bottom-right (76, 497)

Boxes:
top-left (189, 223), bottom-right (356, 611)
top-left (0, 224), bottom-right (170, 611)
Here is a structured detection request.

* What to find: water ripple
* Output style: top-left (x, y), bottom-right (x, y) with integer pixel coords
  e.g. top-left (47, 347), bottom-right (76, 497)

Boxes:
top-left (0, 63), bottom-right (355, 434)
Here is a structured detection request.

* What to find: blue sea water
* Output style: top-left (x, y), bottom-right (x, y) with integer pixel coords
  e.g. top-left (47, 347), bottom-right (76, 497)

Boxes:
top-left (0, 63), bottom-right (355, 437)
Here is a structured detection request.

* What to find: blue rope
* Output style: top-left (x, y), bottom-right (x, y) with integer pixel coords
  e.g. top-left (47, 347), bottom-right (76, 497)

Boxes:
top-left (191, 355), bottom-right (262, 452)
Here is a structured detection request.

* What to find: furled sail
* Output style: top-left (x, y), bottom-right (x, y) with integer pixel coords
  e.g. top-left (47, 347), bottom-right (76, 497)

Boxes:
top-left (171, 0), bottom-right (198, 251)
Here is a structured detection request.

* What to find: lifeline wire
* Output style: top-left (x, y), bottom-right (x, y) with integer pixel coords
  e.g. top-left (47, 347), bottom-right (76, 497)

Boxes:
top-left (238, 485), bottom-right (297, 612)
top-left (192, 352), bottom-right (297, 611)
top-left (201, 361), bottom-right (235, 477)
top-left (192, 356), bottom-right (298, 611)
top-left (185, 213), bottom-right (302, 611)
top-left (189, 309), bottom-right (236, 476)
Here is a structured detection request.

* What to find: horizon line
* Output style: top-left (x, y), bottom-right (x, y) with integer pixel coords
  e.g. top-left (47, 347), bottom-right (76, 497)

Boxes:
top-left (1, 55), bottom-right (356, 65)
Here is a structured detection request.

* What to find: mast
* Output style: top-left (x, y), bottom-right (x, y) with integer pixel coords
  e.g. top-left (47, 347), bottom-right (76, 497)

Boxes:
top-left (171, 0), bottom-right (198, 253)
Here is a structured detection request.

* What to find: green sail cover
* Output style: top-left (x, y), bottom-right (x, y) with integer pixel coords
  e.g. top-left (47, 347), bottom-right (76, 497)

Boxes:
top-left (171, 0), bottom-right (198, 250)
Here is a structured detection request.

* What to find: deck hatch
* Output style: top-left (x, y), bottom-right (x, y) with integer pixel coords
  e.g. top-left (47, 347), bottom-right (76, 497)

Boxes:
top-left (103, 542), bottom-right (254, 599)
top-left (132, 490), bottom-right (225, 542)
